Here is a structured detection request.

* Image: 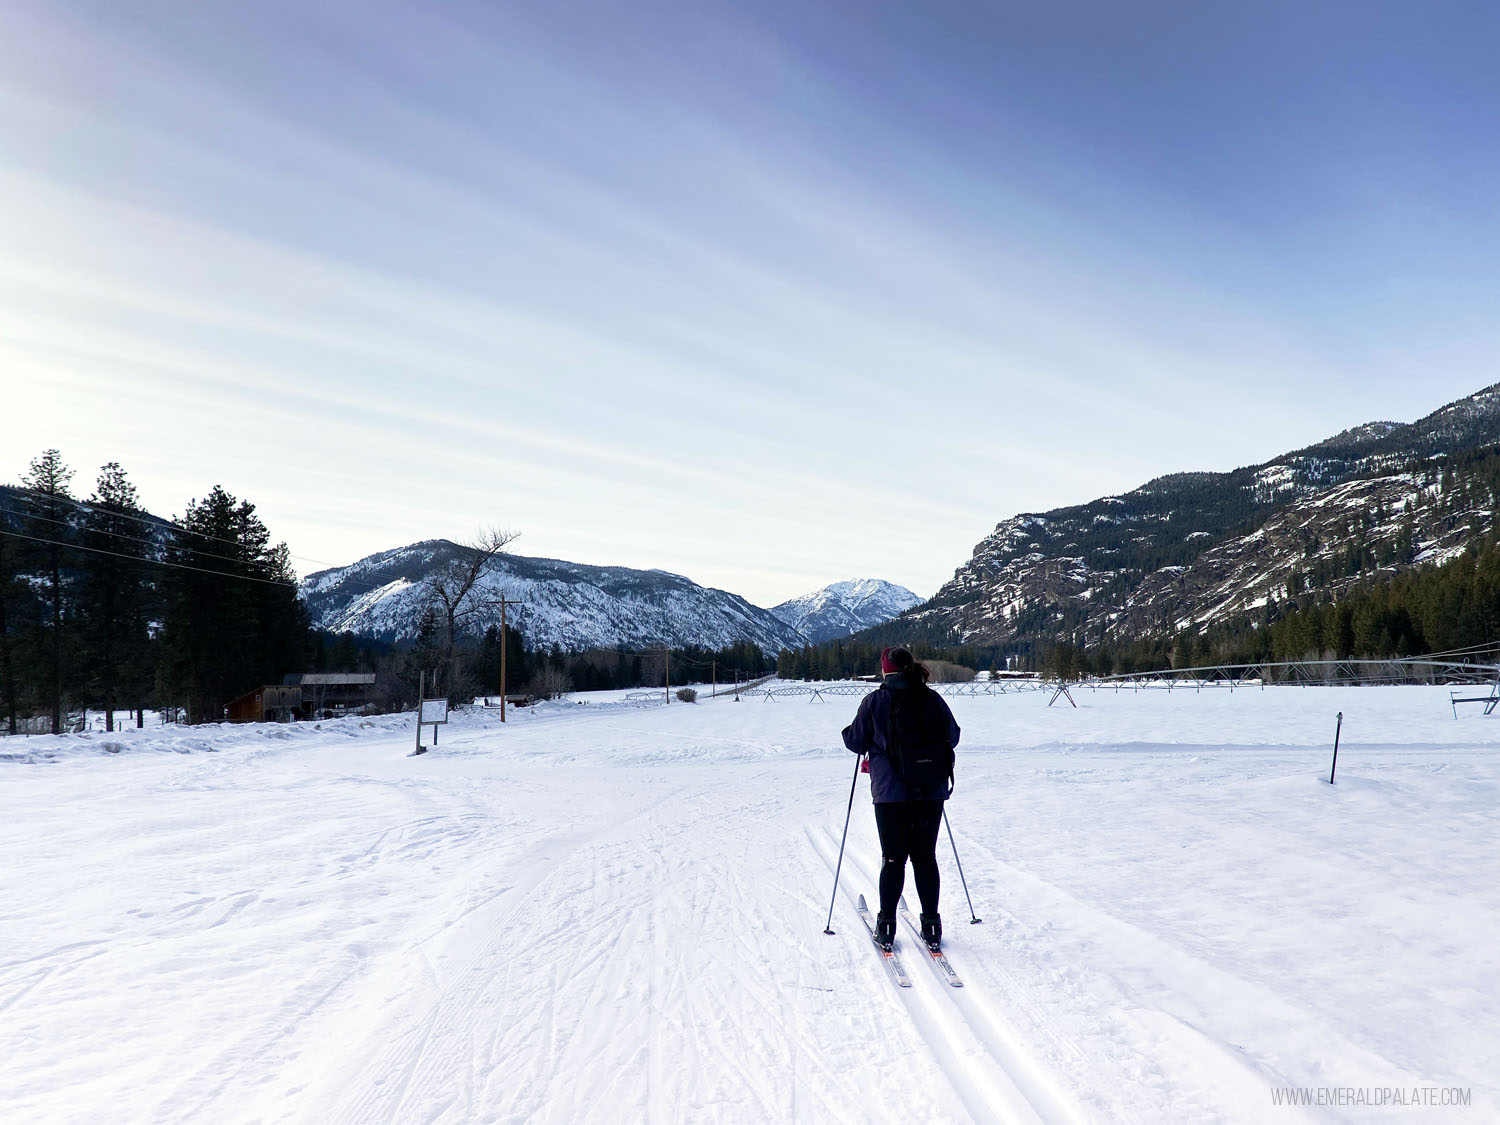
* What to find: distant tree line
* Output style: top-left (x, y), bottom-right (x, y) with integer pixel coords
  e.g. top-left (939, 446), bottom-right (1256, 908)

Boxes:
top-left (456, 635), bottom-right (771, 700)
top-left (0, 450), bottom-right (310, 732)
top-left (774, 640), bottom-right (996, 682)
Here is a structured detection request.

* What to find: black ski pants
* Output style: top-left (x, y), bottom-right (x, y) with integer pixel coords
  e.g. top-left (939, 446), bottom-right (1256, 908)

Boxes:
top-left (874, 799), bottom-right (943, 920)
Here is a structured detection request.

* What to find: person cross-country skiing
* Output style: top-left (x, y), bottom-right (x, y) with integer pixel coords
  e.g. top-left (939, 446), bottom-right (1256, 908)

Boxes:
top-left (841, 646), bottom-right (960, 952)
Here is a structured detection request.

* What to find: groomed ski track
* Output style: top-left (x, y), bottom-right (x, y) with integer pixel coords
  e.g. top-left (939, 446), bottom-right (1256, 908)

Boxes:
top-left (807, 830), bottom-right (1082, 1124)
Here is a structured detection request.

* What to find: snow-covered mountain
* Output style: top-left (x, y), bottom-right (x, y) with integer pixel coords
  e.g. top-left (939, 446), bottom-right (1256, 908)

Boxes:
top-left (770, 579), bottom-right (922, 643)
top-left (301, 542), bottom-right (807, 653)
top-left (902, 381), bottom-right (1500, 648)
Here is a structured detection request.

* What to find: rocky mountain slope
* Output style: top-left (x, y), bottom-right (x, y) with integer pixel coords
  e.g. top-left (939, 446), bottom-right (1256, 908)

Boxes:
top-left (770, 579), bottom-right (922, 643)
top-left (301, 543), bottom-right (808, 654)
top-left (901, 383), bottom-right (1500, 648)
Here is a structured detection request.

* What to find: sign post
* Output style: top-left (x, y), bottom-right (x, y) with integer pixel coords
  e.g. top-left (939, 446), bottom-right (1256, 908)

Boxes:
top-left (412, 670), bottom-right (450, 757)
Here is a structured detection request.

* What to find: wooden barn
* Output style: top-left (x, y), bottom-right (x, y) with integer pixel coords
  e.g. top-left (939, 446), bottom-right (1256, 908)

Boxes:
top-left (283, 672), bottom-right (390, 719)
top-left (226, 684), bottom-right (303, 724)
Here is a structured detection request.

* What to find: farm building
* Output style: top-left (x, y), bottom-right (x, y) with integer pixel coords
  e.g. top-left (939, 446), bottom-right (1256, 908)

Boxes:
top-left (226, 673), bottom-right (408, 723)
top-left (226, 684), bottom-right (303, 724)
top-left (283, 672), bottom-right (406, 718)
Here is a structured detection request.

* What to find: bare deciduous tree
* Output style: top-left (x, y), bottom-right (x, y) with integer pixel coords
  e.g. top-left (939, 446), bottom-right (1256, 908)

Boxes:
top-left (525, 665), bottom-right (572, 701)
top-left (425, 526), bottom-right (519, 699)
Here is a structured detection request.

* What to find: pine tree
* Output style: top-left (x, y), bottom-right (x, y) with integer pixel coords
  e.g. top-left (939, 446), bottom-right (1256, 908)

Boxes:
top-left (0, 524), bottom-right (35, 735)
top-left (76, 463), bottom-right (156, 732)
top-left (330, 630), bottom-right (359, 672)
top-left (19, 450), bottom-right (75, 733)
top-left (156, 486), bottom-right (308, 722)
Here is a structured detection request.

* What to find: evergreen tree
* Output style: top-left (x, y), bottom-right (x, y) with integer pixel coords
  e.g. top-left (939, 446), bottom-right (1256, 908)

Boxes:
top-left (76, 464), bottom-right (157, 731)
top-left (19, 450), bottom-right (75, 733)
top-left (330, 630), bottom-right (359, 672)
top-left (156, 486), bottom-right (308, 722)
top-left (0, 525), bottom-right (36, 735)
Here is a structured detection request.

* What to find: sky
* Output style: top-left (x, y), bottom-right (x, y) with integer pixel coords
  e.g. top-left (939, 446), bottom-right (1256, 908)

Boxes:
top-left (3, 1), bottom-right (1499, 608)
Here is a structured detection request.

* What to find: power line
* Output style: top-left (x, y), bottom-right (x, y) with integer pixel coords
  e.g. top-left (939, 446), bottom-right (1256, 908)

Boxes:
top-left (2, 482), bottom-right (347, 572)
top-left (1, 500), bottom-right (513, 608)
top-left (0, 492), bottom-right (407, 599)
top-left (3, 483), bottom-right (525, 605)
top-left (0, 502), bottom-right (334, 577)
top-left (0, 504), bottom-right (157, 550)
top-left (0, 528), bottom-right (298, 588)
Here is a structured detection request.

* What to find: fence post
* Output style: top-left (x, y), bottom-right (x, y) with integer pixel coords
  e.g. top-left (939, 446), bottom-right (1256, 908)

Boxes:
top-left (1327, 712), bottom-right (1343, 784)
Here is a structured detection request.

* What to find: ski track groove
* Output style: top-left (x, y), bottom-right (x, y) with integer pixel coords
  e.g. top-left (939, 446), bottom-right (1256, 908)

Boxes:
top-left (962, 846), bottom-right (1393, 1122)
top-left (325, 790), bottom-right (687, 1125)
top-left (323, 778), bottom-right (865, 1124)
top-left (0, 942), bottom-right (109, 1018)
top-left (806, 825), bottom-right (1085, 1124)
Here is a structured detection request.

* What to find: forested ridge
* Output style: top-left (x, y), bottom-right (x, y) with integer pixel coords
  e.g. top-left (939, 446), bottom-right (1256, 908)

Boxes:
top-left (905, 385), bottom-right (1500, 650)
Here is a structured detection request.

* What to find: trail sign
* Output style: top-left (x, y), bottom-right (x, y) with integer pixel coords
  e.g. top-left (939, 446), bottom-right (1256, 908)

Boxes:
top-left (413, 669), bottom-right (451, 757)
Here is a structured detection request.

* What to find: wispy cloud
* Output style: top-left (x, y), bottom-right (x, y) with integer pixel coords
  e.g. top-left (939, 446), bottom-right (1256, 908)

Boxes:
top-left (3, 0), bottom-right (1497, 604)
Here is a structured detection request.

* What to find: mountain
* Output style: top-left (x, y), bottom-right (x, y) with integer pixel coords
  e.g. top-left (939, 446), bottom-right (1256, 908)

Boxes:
top-left (300, 542), bottom-right (808, 654)
top-left (899, 382), bottom-right (1500, 649)
top-left (770, 579), bottom-right (922, 643)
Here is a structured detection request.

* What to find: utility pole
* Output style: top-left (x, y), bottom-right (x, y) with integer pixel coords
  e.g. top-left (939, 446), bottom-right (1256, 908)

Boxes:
top-left (498, 596), bottom-right (521, 722)
top-left (711, 660), bottom-right (716, 701)
top-left (664, 644), bottom-right (670, 704)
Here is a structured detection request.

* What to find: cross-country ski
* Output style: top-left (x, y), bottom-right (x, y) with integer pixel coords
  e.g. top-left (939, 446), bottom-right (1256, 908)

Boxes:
top-left (857, 893), bottom-right (912, 987)
top-left (899, 896), bottom-right (963, 987)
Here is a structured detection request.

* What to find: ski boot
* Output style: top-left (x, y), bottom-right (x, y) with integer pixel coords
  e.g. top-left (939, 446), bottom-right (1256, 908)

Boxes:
top-left (873, 913), bottom-right (896, 951)
top-left (920, 913), bottom-right (942, 950)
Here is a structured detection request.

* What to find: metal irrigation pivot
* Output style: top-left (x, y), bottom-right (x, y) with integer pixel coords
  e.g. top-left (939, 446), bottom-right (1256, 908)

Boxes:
top-left (823, 754), bottom-right (863, 935)
top-left (1328, 711), bottom-right (1343, 784)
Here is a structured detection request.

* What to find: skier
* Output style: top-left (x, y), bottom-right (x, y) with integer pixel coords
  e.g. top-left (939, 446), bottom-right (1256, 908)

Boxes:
top-left (842, 646), bottom-right (960, 952)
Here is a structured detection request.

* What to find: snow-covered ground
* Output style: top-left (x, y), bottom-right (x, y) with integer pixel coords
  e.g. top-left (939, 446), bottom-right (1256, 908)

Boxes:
top-left (3, 684), bottom-right (1497, 1122)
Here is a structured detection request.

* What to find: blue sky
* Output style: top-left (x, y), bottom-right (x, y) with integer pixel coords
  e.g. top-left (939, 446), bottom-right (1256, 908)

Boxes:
top-left (3, 1), bottom-right (1498, 606)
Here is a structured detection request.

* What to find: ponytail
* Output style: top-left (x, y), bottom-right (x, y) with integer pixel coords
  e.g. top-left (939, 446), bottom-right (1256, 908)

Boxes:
top-left (886, 647), bottom-right (931, 685)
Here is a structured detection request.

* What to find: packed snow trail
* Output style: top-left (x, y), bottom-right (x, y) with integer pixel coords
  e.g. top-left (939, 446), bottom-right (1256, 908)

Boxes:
top-left (3, 685), bottom-right (1499, 1121)
top-left (809, 830), bottom-right (1083, 1125)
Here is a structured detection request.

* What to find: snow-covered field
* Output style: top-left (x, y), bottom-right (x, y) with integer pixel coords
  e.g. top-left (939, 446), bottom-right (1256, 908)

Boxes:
top-left (3, 684), bottom-right (1497, 1123)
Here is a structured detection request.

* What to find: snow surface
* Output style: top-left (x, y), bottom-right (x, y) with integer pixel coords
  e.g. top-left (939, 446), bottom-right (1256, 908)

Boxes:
top-left (4, 686), bottom-right (1498, 1122)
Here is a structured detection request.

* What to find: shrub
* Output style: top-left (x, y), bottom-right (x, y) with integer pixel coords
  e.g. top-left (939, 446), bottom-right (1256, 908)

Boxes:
top-left (925, 660), bottom-right (976, 683)
top-left (675, 687), bottom-right (698, 703)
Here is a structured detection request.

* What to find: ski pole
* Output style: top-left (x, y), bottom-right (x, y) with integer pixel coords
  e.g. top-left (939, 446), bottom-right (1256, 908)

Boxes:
top-left (823, 754), bottom-right (862, 935)
top-left (943, 808), bottom-right (982, 924)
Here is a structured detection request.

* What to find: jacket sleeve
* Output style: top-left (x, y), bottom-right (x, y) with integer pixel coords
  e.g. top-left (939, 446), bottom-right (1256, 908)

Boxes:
top-left (842, 694), bottom-right (876, 754)
top-left (942, 697), bottom-right (961, 749)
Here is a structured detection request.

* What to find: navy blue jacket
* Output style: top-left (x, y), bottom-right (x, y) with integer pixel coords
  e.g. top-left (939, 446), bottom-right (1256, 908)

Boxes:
top-left (842, 674), bottom-right (961, 803)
